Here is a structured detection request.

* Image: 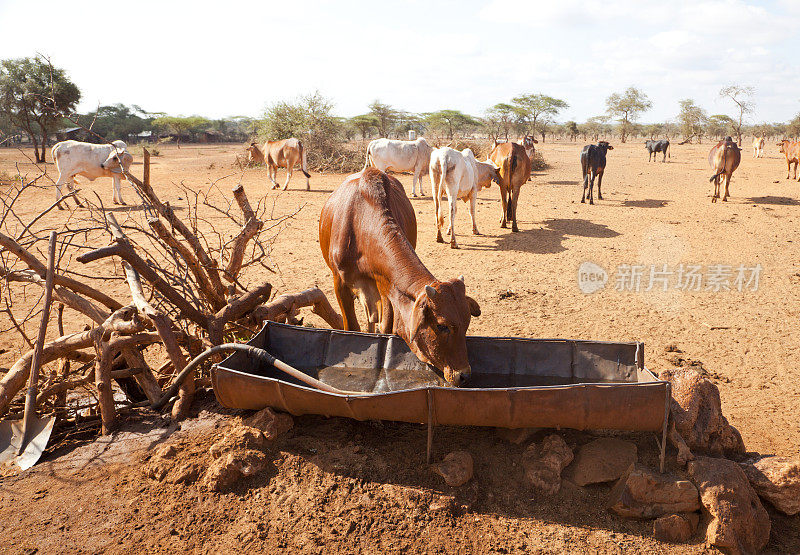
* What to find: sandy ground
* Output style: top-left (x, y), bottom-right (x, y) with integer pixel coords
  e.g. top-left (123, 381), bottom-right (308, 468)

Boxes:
top-left (0, 140), bottom-right (799, 553)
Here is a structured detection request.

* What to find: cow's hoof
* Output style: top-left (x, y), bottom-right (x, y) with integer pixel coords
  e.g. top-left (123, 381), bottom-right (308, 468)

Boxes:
top-left (450, 242), bottom-right (459, 249)
top-left (598, 195), bottom-right (603, 200)
top-left (412, 193), bottom-right (418, 197)
top-left (56, 204), bottom-right (65, 211)
top-left (512, 227), bottom-right (519, 233)
top-left (500, 222), bottom-right (507, 228)
top-left (436, 235), bottom-right (444, 243)
top-left (473, 230), bottom-right (481, 236)
top-left (272, 184), bottom-right (279, 189)
top-left (581, 198), bottom-right (585, 203)
top-left (589, 200), bottom-right (594, 205)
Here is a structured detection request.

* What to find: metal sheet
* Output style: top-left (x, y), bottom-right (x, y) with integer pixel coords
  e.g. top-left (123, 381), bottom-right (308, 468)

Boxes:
top-left (214, 321), bottom-right (668, 432)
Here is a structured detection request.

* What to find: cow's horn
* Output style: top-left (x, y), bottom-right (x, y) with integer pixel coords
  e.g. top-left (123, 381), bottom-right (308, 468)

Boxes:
top-left (425, 285), bottom-right (436, 298)
top-left (458, 275), bottom-right (465, 283)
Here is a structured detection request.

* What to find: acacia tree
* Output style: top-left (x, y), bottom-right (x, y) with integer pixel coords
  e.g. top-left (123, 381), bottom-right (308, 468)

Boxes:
top-left (511, 93), bottom-right (569, 142)
top-left (423, 109), bottom-right (479, 139)
top-left (706, 114), bottom-right (735, 139)
top-left (605, 86), bottom-right (652, 143)
top-left (349, 114), bottom-right (378, 139)
top-left (367, 100), bottom-right (399, 137)
top-left (676, 99), bottom-right (708, 143)
top-left (484, 103), bottom-right (516, 141)
top-left (0, 57), bottom-right (80, 162)
top-left (152, 115), bottom-right (210, 148)
top-left (719, 84), bottom-right (754, 145)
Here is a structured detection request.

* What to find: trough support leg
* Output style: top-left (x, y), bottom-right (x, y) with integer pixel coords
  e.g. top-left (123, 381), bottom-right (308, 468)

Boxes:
top-left (426, 389), bottom-right (435, 464)
top-left (660, 382), bottom-right (671, 473)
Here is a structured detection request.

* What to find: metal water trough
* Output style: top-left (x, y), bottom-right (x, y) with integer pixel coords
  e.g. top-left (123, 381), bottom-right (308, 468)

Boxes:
top-left (214, 322), bottom-right (671, 469)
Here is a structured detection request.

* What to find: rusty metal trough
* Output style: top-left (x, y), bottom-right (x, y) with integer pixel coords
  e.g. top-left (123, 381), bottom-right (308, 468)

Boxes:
top-left (213, 321), bottom-right (671, 468)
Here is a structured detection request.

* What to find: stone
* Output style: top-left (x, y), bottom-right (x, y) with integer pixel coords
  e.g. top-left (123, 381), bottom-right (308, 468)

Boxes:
top-left (739, 456), bottom-right (800, 515)
top-left (201, 449), bottom-right (267, 492)
top-left (245, 407), bottom-right (294, 440)
top-left (653, 513), bottom-right (699, 543)
top-left (688, 456), bottom-right (770, 554)
top-left (521, 434), bottom-right (573, 495)
top-left (659, 368), bottom-right (745, 464)
top-left (433, 451), bottom-right (473, 487)
top-left (565, 437), bottom-right (637, 486)
top-left (144, 443), bottom-right (182, 481)
top-left (496, 427), bottom-right (538, 445)
top-left (208, 423), bottom-right (266, 458)
top-left (608, 463), bottom-right (700, 519)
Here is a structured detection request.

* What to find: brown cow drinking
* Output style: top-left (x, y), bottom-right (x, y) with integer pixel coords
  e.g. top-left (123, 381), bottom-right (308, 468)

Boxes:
top-left (319, 168), bottom-right (481, 386)
top-left (708, 136), bottom-right (741, 202)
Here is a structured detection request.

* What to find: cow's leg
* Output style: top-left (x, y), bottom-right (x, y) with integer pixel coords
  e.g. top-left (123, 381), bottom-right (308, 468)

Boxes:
top-left (281, 165), bottom-right (292, 191)
top-left (596, 170), bottom-right (604, 200)
top-left (510, 186), bottom-right (520, 232)
top-left (662, 150), bottom-right (667, 162)
top-left (588, 172), bottom-right (595, 205)
top-left (711, 176), bottom-right (719, 203)
top-left (379, 296), bottom-right (393, 334)
top-left (333, 276), bottom-right (360, 332)
top-left (113, 175), bottom-right (126, 205)
top-left (448, 196), bottom-right (458, 249)
top-left (499, 185), bottom-right (509, 227)
top-left (64, 176), bottom-right (84, 208)
top-left (469, 191), bottom-right (480, 235)
top-left (722, 173), bottom-right (731, 202)
top-left (433, 170), bottom-right (444, 243)
top-left (268, 164), bottom-right (280, 189)
top-left (54, 172), bottom-right (66, 210)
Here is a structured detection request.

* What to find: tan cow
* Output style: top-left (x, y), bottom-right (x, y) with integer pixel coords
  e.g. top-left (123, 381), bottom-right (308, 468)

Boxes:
top-left (777, 140), bottom-right (800, 181)
top-left (752, 136), bottom-right (765, 158)
top-left (708, 137), bottom-right (741, 202)
top-left (246, 138), bottom-right (310, 190)
top-left (489, 141), bottom-right (531, 232)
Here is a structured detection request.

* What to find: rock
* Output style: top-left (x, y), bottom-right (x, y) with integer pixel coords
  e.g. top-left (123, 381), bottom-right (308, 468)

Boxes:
top-left (522, 434), bottom-right (573, 495)
top-left (496, 427), bottom-right (538, 445)
top-left (201, 449), bottom-right (267, 492)
top-left (433, 451), bottom-right (473, 487)
top-left (659, 368), bottom-right (745, 464)
top-left (565, 437), bottom-right (637, 486)
top-left (739, 456), bottom-right (800, 515)
top-left (688, 456), bottom-right (770, 554)
top-left (653, 513), bottom-right (699, 543)
top-left (608, 463), bottom-right (700, 518)
top-left (208, 423), bottom-right (266, 458)
top-left (144, 443), bottom-right (181, 481)
top-left (245, 407), bottom-right (294, 440)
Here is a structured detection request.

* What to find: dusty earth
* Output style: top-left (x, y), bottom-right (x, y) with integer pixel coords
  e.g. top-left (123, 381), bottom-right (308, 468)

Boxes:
top-left (1, 139), bottom-right (799, 553)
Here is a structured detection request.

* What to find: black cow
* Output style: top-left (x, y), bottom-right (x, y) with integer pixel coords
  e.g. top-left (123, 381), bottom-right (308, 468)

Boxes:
top-left (645, 139), bottom-right (670, 162)
top-left (581, 141), bottom-right (613, 204)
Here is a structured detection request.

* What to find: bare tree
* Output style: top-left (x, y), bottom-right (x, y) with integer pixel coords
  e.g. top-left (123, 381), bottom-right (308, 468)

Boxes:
top-left (719, 85), bottom-right (754, 146)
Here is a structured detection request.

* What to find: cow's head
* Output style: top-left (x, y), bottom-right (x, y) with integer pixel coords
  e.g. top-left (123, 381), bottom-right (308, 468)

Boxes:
top-left (101, 148), bottom-right (133, 173)
top-left (484, 159), bottom-right (501, 184)
top-left (777, 141), bottom-right (787, 153)
top-left (408, 276), bottom-right (480, 387)
top-left (598, 141), bottom-right (614, 151)
top-left (523, 134), bottom-right (538, 146)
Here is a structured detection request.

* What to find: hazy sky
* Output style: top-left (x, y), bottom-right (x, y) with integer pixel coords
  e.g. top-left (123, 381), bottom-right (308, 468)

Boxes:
top-left (1, 0), bottom-right (799, 124)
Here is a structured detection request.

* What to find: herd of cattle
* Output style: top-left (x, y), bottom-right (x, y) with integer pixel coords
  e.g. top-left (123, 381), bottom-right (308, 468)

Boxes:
top-left (41, 133), bottom-right (800, 386)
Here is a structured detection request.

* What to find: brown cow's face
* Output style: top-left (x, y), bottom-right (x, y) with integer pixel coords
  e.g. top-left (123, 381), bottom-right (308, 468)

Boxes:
top-left (599, 141), bottom-right (614, 150)
top-left (409, 277), bottom-right (480, 387)
top-left (778, 142), bottom-right (786, 154)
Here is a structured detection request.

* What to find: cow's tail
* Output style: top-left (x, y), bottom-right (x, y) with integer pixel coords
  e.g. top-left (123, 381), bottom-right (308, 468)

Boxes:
top-left (362, 143), bottom-right (372, 172)
top-left (299, 141), bottom-right (310, 178)
top-left (709, 142), bottom-right (728, 182)
top-left (435, 160), bottom-right (446, 228)
top-left (505, 154), bottom-right (517, 221)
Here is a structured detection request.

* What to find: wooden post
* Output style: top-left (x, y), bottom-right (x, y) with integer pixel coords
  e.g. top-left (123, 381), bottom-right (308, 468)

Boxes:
top-left (660, 382), bottom-right (671, 473)
top-left (19, 231), bottom-right (57, 452)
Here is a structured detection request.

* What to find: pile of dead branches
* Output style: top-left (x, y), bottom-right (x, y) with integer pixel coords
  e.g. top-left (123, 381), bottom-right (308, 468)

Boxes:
top-left (0, 150), bottom-right (341, 436)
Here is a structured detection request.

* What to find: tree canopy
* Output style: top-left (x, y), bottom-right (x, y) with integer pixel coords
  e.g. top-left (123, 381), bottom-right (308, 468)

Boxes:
top-left (0, 56), bottom-right (80, 161)
top-left (605, 86), bottom-right (652, 143)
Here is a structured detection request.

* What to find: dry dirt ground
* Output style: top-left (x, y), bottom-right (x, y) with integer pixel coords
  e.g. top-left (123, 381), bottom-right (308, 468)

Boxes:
top-left (0, 140), bottom-right (799, 553)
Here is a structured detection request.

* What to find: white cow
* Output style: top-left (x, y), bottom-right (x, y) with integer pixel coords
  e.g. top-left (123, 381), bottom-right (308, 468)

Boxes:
top-left (364, 137), bottom-right (433, 196)
top-left (429, 147), bottom-right (499, 249)
top-left (52, 140), bottom-right (133, 208)
top-left (752, 136), bottom-right (765, 158)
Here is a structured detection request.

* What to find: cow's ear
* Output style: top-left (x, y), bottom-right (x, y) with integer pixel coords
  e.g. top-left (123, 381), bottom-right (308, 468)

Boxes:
top-left (410, 291), bottom-right (431, 340)
top-left (466, 295), bottom-right (481, 317)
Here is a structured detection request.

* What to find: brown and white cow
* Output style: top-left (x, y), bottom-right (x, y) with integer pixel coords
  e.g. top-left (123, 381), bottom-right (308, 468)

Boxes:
top-left (247, 138), bottom-right (310, 190)
top-left (777, 139), bottom-right (800, 181)
top-left (489, 141), bottom-right (532, 232)
top-left (752, 136), bottom-right (765, 158)
top-left (708, 137), bottom-right (741, 202)
top-left (319, 168), bottom-right (481, 386)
